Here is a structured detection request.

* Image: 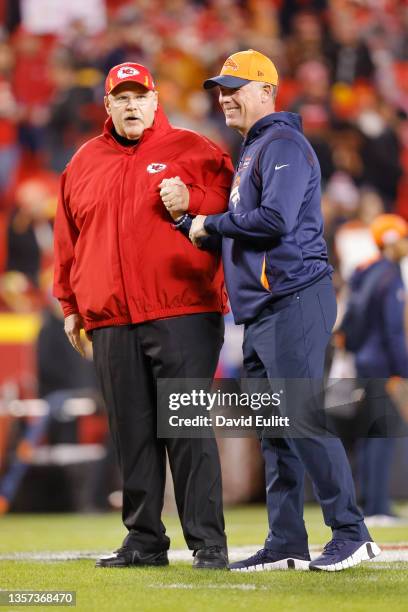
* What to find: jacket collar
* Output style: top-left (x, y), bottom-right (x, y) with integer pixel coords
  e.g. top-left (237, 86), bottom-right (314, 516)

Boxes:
top-left (245, 111), bottom-right (303, 145)
top-left (103, 105), bottom-right (172, 151)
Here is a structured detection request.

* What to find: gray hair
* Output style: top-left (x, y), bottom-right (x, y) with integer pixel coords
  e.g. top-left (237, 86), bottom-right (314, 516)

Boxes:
top-left (256, 81), bottom-right (278, 102)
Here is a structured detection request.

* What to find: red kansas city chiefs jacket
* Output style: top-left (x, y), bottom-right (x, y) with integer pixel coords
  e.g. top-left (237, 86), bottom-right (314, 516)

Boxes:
top-left (53, 107), bottom-right (233, 331)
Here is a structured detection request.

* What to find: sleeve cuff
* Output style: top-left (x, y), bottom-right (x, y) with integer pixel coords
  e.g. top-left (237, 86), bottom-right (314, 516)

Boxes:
top-left (172, 213), bottom-right (192, 232)
top-left (186, 185), bottom-right (205, 215)
top-left (172, 213), bottom-right (189, 227)
top-left (59, 300), bottom-right (79, 318)
top-left (204, 213), bottom-right (225, 235)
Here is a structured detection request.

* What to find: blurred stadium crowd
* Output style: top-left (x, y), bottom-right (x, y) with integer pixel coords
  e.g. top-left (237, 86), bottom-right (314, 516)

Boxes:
top-left (0, 0), bottom-right (408, 513)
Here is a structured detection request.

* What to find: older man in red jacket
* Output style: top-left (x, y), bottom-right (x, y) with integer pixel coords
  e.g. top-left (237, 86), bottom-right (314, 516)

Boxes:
top-left (53, 63), bottom-right (233, 569)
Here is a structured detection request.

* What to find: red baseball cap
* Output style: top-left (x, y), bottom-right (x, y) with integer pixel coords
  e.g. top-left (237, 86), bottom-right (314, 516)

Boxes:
top-left (105, 62), bottom-right (155, 95)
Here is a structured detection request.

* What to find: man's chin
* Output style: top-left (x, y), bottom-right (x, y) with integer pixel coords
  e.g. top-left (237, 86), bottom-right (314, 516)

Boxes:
top-left (125, 133), bottom-right (142, 141)
top-left (123, 127), bottom-right (143, 140)
top-left (225, 117), bottom-right (240, 129)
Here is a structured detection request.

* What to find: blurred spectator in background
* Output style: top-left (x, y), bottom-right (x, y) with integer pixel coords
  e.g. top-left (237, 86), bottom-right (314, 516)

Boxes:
top-left (5, 175), bottom-right (56, 285)
top-left (37, 273), bottom-right (97, 398)
top-left (340, 214), bottom-right (408, 525)
top-left (285, 10), bottom-right (326, 77)
top-left (12, 29), bottom-right (55, 156)
top-left (0, 38), bottom-right (19, 207)
top-left (44, 49), bottom-right (96, 172)
top-left (289, 60), bottom-right (334, 183)
top-left (36, 272), bottom-right (116, 513)
top-left (0, 269), bottom-right (40, 313)
top-left (279, 1), bottom-right (327, 38)
top-left (357, 96), bottom-right (403, 210)
top-left (325, 4), bottom-right (374, 85)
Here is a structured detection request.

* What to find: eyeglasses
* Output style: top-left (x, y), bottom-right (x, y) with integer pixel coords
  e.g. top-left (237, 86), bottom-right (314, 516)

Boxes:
top-left (109, 93), bottom-right (154, 108)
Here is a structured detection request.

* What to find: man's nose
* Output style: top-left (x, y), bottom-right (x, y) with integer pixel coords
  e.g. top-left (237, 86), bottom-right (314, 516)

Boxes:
top-left (126, 97), bottom-right (141, 109)
top-left (219, 91), bottom-right (232, 104)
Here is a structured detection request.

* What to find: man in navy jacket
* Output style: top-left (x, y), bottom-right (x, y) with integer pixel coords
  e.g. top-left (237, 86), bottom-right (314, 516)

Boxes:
top-left (341, 214), bottom-right (408, 524)
top-left (188, 49), bottom-right (380, 571)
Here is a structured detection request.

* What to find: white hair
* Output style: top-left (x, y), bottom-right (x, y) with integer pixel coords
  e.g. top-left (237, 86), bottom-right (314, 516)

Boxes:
top-left (256, 81), bottom-right (278, 102)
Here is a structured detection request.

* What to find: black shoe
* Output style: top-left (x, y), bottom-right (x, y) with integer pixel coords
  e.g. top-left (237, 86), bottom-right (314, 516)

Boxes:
top-left (96, 546), bottom-right (169, 568)
top-left (192, 545), bottom-right (229, 569)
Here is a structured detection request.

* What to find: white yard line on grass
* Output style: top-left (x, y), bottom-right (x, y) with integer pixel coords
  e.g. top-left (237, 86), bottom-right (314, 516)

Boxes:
top-left (147, 584), bottom-right (268, 590)
top-left (1, 544), bottom-right (408, 563)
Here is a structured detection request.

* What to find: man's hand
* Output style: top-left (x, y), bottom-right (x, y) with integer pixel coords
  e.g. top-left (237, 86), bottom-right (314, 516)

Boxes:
top-left (189, 215), bottom-right (208, 247)
top-left (64, 313), bottom-right (86, 357)
top-left (159, 176), bottom-right (189, 220)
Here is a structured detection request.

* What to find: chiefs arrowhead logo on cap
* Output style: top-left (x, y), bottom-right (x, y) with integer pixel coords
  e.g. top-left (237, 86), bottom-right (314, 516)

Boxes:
top-left (117, 66), bottom-right (140, 79)
top-left (105, 63), bottom-right (155, 94)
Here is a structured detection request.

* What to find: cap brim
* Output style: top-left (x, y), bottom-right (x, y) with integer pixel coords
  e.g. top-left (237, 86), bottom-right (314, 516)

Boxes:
top-left (203, 75), bottom-right (251, 90)
top-left (107, 79), bottom-right (153, 95)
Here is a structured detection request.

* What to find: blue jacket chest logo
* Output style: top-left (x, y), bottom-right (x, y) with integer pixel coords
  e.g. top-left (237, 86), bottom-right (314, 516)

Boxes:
top-left (230, 175), bottom-right (241, 209)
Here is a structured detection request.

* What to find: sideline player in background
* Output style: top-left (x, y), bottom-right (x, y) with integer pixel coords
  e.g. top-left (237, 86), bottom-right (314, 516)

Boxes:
top-left (187, 49), bottom-right (380, 572)
top-left (340, 214), bottom-right (408, 525)
top-left (53, 62), bottom-right (233, 569)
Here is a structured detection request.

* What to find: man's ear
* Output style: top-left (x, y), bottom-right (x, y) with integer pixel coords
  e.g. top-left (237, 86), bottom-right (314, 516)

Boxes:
top-left (104, 95), bottom-right (111, 116)
top-left (261, 83), bottom-right (272, 103)
top-left (153, 90), bottom-right (159, 111)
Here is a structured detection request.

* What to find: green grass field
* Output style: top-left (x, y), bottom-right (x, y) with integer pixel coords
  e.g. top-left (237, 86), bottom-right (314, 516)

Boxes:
top-left (1, 504), bottom-right (408, 612)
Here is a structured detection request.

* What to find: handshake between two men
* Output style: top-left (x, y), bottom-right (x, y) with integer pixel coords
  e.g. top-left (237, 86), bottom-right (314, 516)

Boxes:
top-left (159, 177), bottom-right (209, 247)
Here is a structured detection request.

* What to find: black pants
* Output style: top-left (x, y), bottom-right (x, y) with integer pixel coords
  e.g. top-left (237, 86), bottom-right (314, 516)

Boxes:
top-left (92, 313), bottom-right (226, 553)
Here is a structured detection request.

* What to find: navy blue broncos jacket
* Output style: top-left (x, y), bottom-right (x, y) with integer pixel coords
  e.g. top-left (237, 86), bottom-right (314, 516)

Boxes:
top-left (345, 258), bottom-right (408, 378)
top-left (204, 112), bottom-right (332, 324)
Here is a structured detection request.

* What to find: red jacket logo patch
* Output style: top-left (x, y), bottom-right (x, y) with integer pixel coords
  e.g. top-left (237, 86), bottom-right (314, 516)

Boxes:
top-left (147, 163), bottom-right (167, 174)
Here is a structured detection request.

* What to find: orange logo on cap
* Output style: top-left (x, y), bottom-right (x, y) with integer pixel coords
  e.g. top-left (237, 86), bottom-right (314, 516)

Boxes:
top-left (224, 58), bottom-right (239, 71)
